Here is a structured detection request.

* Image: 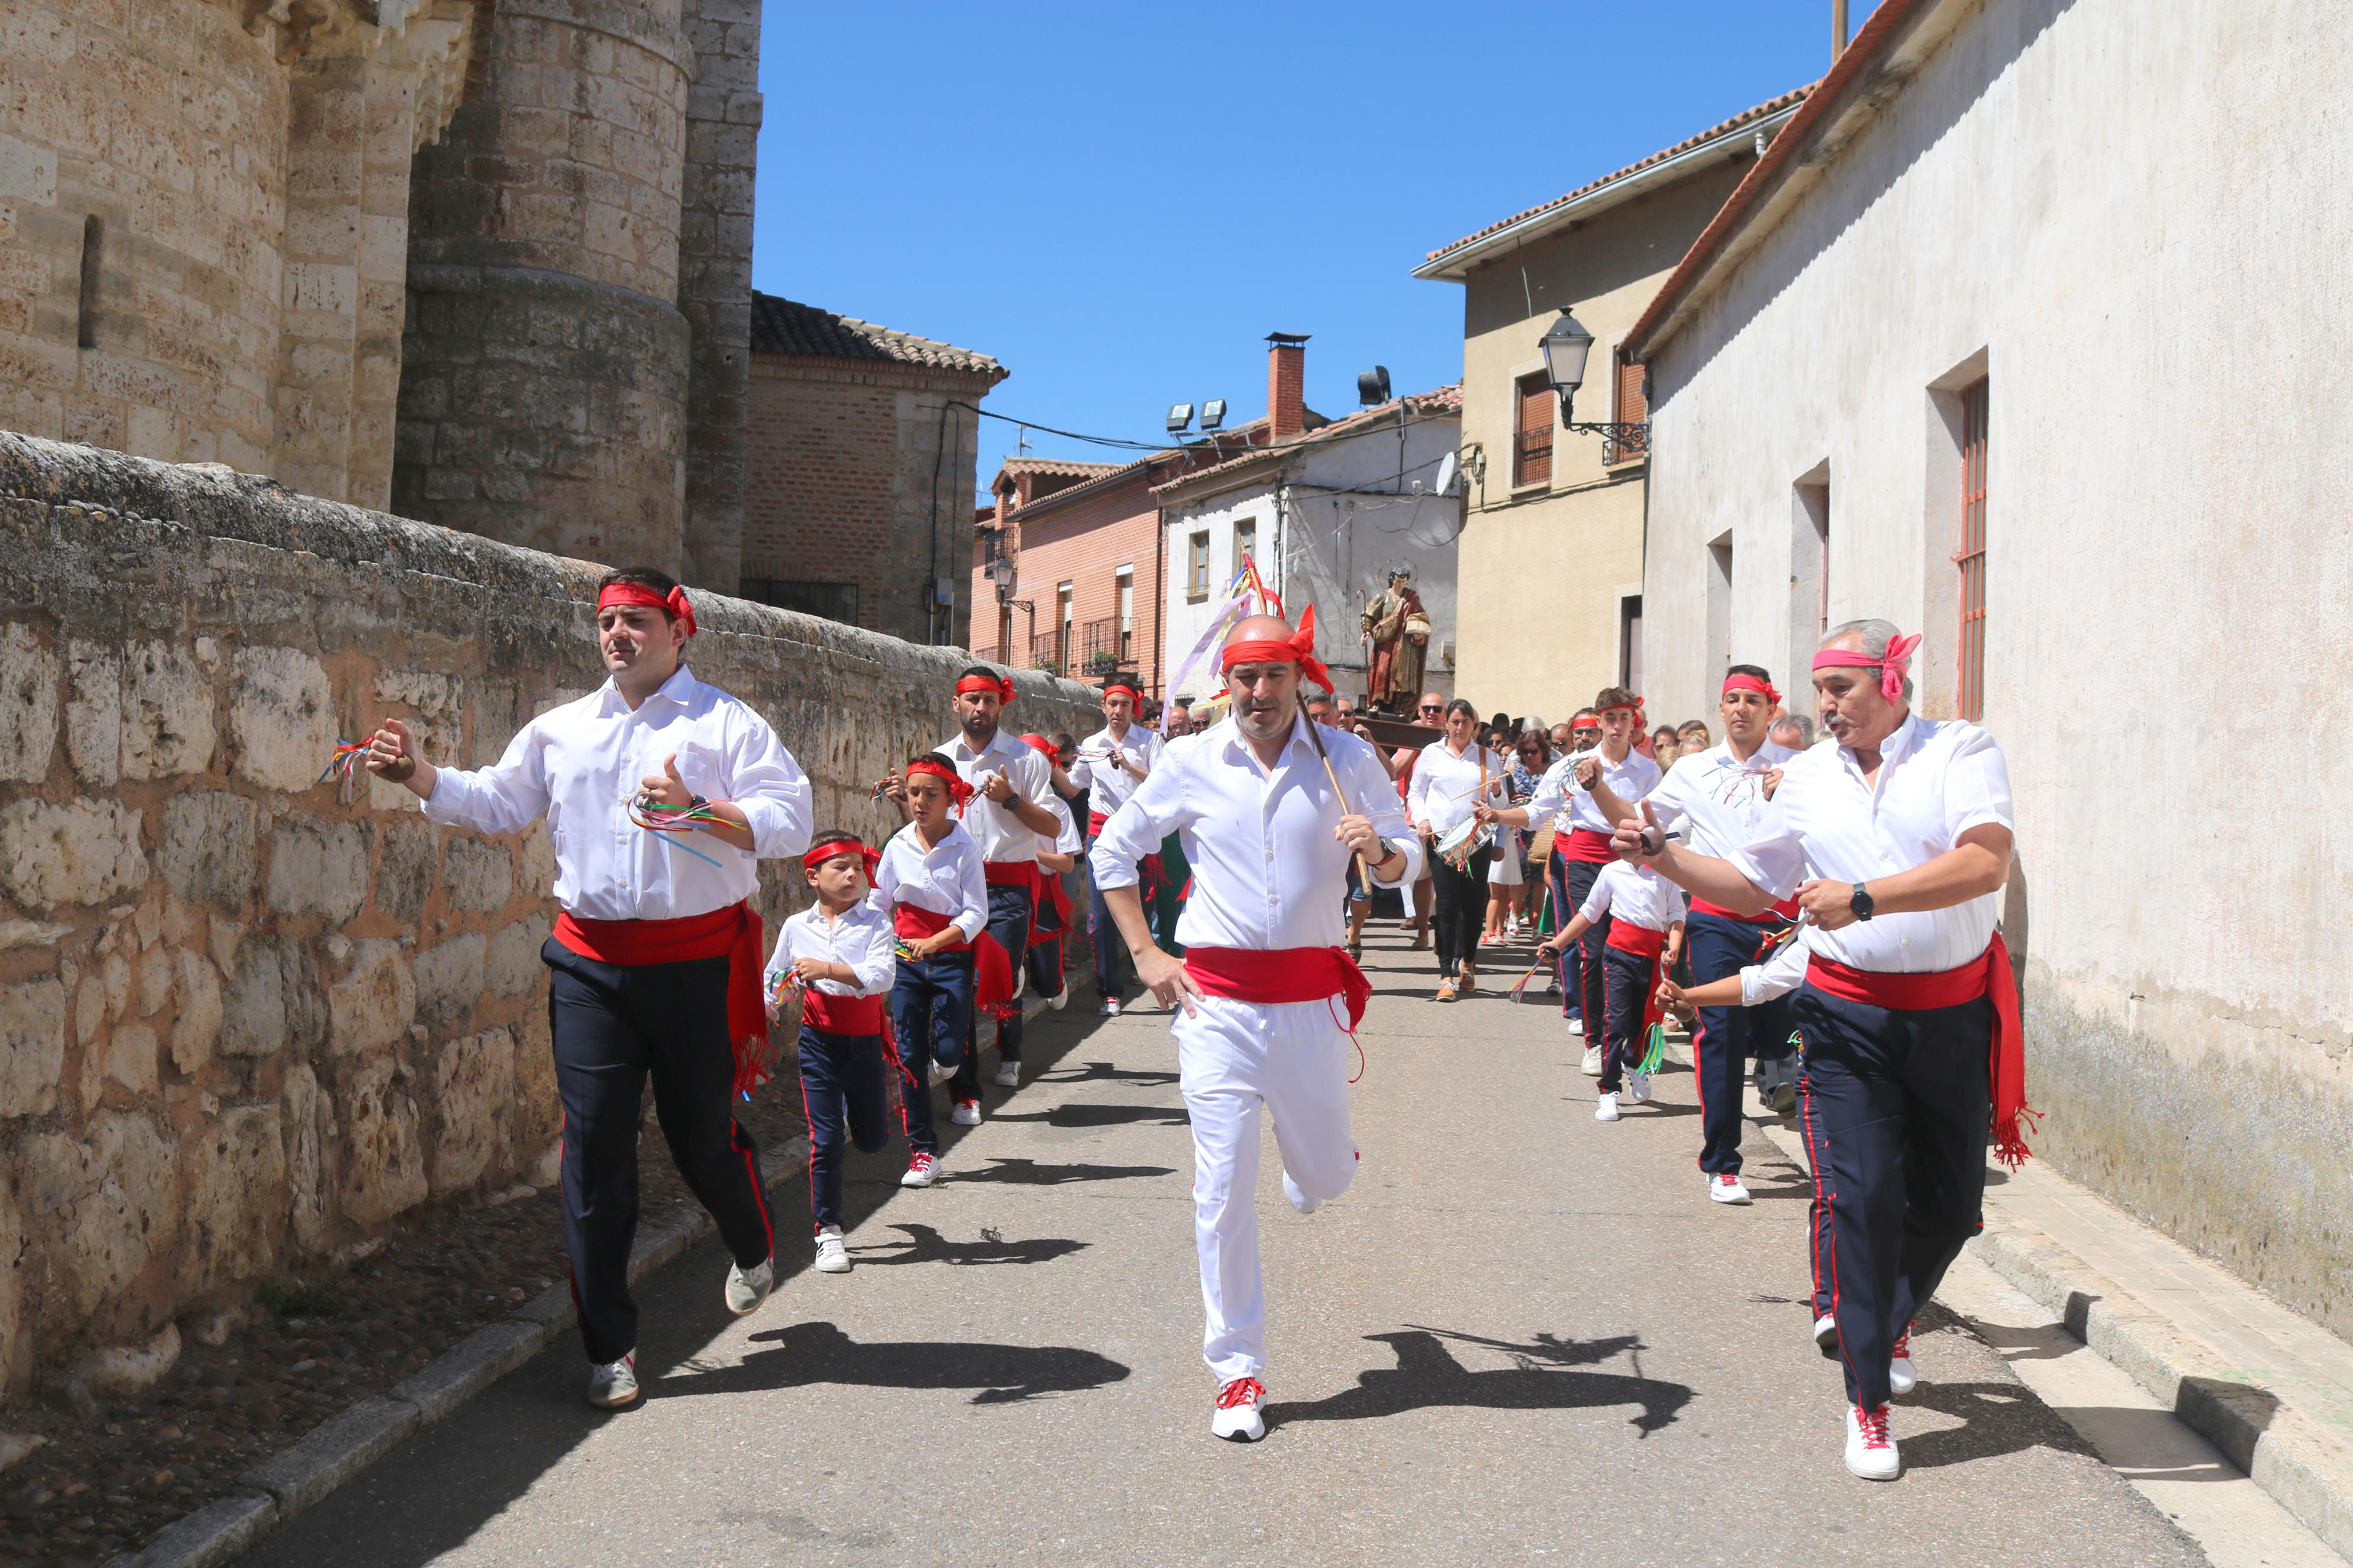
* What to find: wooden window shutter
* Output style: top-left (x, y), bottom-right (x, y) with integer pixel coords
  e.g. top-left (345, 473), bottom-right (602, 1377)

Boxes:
top-left (1608, 351), bottom-right (1649, 464)
top-left (1512, 374), bottom-right (1554, 486)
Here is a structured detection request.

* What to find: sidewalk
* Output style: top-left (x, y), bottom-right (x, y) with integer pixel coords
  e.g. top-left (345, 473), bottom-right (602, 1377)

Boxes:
top-left (1734, 1061), bottom-right (2353, 1562)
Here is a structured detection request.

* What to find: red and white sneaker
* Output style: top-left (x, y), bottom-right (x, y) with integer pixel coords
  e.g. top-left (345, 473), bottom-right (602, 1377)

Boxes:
top-left (1212, 1376), bottom-right (1267, 1442)
top-left (1889, 1322), bottom-right (1917, 1395)
top-left (1844, 1402), bottom-right (1899, 1480)
top-left (899, 1151), bottom-right (945, 1188)
top-left (1708, 1172), bottom-right (1752, 1204)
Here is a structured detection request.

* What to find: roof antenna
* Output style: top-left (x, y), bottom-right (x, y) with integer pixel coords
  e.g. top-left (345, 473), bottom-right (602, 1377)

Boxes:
top-left (1521, 265), bottom-right (1535, 319)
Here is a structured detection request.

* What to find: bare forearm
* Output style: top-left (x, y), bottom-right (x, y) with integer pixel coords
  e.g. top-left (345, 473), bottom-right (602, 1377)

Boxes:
top-left (698, 801), bottom-right (755, 853)
top-left (1102, 884), bottom-right (1158, 959)
top-left (1009, 797), bottom-right (1059, 836)
top-left (1646, 845), bottom-right (1774, 915)
top-left (1587, 779), bottom-right (1634, 824)
top-left (1864, 841), bottom-right (2009, 915)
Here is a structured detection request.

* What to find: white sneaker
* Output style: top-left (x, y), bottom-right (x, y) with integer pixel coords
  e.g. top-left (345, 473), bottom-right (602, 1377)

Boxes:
top-left (1211, 1376), bottom-right (1266, 1442)
top-left (724, 1256), bottom-right (773, 1316)
top-left (992, 1061), bottom-right (1020, 1089)
top-left (1046, 987), bottom-right (1068, 1011)
top-left (1889, 1322), bottom-right (1917, 1395)
top-left (1282, 1171), bottom-right (1321, 1216)
top-left (586, 1351), bottom-right (638, 1409)
top-left (1580, 1043), bottom-right (1603, 1076)
top-left (1097, 998), bottom-right (1122, 1016)
top-left (1594, 1092), bottom-right (1620, 1122)
top-left (1567, 1014), bottom-right (1585, 1036)
top-left (1813, 1313), bottom-right (1840, 1358)
top-left (1709, 1173), bottom-right (1751, 1204)
top-left (900, 1151), bottom-right (944, 1188)
top-left (951, 1098), bottom-right (982, 1126)
top-left (1627, 1069), bottom-right (1652, 1103)
top-left (1844, 1403), bottom-right (1900, 1480)
top-left (927, 1057), bottom-right (956, 1086)
top-left (813, 1228), bottom-right (850, 1274)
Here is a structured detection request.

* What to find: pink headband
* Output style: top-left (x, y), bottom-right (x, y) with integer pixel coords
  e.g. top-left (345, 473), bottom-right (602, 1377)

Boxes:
top-left (1812, 634), bottom-right (1921, 702)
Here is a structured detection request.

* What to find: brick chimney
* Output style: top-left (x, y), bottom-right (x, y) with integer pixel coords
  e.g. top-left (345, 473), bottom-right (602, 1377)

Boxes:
top-left (1265, 332), bottom-right (1309, 442)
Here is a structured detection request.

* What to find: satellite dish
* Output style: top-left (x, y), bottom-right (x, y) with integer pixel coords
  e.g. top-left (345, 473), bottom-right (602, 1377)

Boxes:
top-left (1433, 450), bottom-right (1459, 496)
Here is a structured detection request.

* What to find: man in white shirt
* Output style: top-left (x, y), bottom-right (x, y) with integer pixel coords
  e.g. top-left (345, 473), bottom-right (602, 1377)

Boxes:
top-left (887, 666), bottom-right (1064, 1121)
top-left (1614, 664), bottom-right (1797, 1203)
top-left (1071, 676), bottom-right (1163, 1016)
top-left (1609, 619), bottom-right (2022, 1481)
top-left (1090, 613), bottom-right (1419, 1444)
top-left (364, 567), bottom-right (812, 1411)
top-left (1481, 688), bottom-right (1660, 1069)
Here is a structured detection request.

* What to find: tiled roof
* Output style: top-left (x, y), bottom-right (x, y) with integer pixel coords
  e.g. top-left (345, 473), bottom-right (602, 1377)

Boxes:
top-left (749, 292), bottom-right (1006, 379)
top-left (1418, 87), bottom-right (1813, 274)
top-left (1150, 385), bottom-right (1463, 496)
top-left (999, 458), bottom-right (1124, 480)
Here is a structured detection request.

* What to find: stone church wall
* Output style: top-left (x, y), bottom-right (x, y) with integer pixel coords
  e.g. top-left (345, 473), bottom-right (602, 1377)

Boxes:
top-left (0, 431), bottom-right (1096, 1399)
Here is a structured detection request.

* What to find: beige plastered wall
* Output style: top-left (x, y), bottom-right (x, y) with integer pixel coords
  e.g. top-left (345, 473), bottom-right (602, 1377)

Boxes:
top-left (1640, 0), bottom-right (2353, 1332)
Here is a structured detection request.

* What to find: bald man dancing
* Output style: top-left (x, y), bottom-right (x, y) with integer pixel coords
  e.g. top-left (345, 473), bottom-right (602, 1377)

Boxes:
top-left (1609, 620), bottom-right (2023, 1480)
top-left (1091, 612), bottom-right (1419, 1442)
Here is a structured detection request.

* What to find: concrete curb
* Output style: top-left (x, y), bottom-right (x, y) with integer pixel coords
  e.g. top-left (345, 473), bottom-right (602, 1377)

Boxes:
top-left (106, 968), bottom-right (1085, 1568)
top-left (1749, 1110), bottom-right (2353, 1562)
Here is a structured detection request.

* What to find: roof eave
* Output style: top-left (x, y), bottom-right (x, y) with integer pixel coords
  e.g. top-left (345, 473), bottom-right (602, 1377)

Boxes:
top-left (1411, 103), bottom-right (1806, 284)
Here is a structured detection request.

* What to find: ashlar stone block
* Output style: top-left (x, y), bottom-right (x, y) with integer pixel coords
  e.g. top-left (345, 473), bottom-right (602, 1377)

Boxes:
top-left (429, 1026), bottom-right (513, 1194)
top-left (0, 798), bottom-right (147, 908)
top-left (326, 938), bottom-right (414, 1057)
top-left (0, 623), bottom-right (59, 784)
top-left (229, 646), bottom-right (340, 793)
top-left (17, 1111), bottom-right (176, 1324)
top-left (0, 978), bottom-right (66, 1119)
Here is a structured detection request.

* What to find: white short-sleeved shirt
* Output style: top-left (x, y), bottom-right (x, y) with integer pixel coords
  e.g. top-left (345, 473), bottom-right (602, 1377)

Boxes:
top-left (1645, 739), bottom-right (1798, 861)
top-left (420, 664), bottom-right (811, 920)
top-left (768, 897), bottom-right (896, 999)
top-left (1720, 713), bottom-right (2014, 974)
top-left (1524, 744), bottom-right (1662, 837)
top-left (873, 819), bottom-right (988, 941)
top-left (1741, 930), bottom-right (1815, 1007)
top-left (1071, 724), bottom-right (1162, 820)
top-left (1578, 860), bottom-right (1685, 935)
top-left (1038, 790), bottom-right (1083, 858)
top-left (1089, 711), bottom-right (1421, 951)
top-left (938, 727), bottom-right (1056, 865)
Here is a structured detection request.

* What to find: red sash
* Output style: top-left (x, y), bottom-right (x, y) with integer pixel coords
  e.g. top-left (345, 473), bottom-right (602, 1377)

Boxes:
top-left (1690, 895), bottom-right (1801, 922)
top-left (801, 990), bottom-right (885, 1035)
top-left (1805, 934), bottom-right (2033, 1169)
top-left (1560, 827), bottom-right (1616, 864)
top-left (1088, 810), bottom-right (1110, 836)
top-left (1184, 945), bottom-right (1373, 1033)
top-left (984, 859), bottom-right (1039, 894)
top-left (1087, 813), bottom-right (1167, 904)
top-left (1031, 869), bottom-right (1073, 939)
top-left (1606, 921), bottom-right (1670, 1031)
top-left (892, 903), bottom-right (1016, 1015)
top-left (893, 902), bottom-right (970, 951)
top-left (555, 901), bottom-right (771, 1100)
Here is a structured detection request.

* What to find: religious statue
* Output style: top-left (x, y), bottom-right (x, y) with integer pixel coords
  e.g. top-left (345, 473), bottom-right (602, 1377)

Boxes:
top-left (1361, 568), bottom-right (1431, 714)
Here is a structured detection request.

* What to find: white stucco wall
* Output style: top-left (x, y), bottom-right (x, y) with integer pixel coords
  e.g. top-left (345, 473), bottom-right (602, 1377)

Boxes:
top-left (1159, 411), bottom-right (1463, 707)
top-left (1639, 0), bottom-right (2353, 1329)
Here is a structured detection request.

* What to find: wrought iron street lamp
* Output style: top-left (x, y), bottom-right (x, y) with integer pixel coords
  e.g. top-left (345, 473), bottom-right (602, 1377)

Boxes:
top-left (1539, 308), bottom-right (1647, 463)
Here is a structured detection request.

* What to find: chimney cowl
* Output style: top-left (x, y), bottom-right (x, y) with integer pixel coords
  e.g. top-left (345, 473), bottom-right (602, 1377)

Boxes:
top-left (1265, 333), bottom-right (1308, 442)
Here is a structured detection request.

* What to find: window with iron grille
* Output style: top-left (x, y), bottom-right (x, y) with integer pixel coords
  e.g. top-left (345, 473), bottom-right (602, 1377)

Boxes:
top-left (741, 578), bottom-right (858, 625)
top-left (1512, 374), bottom-right (1554, 488)
top-left (1956, 378), bottom-right (1989, 720)
top-left (1115, 568), bottom-right (1134, 663)
top-left (1187, 531), bottom-right (1210, 600)
top-left (1234, 518), bottom-right (1256, 573)
top-left (1607, 351), bottom-right (1649, 466)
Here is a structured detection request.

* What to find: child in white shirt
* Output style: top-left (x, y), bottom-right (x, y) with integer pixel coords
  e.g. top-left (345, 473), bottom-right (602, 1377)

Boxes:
top-left (872, 754), bottom-right (989, 1187)
top-left (1539, 859), bottom-right (1685, 1120)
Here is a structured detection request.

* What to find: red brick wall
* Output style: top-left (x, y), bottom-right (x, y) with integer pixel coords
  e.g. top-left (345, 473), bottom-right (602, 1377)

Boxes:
top-left (970, 470), bottom-right (1167, 698)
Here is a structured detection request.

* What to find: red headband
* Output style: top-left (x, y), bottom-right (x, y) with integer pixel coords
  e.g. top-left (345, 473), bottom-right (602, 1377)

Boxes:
top-left (1570, 715), bottom-right (1600, 731)
top-left (1722, 673), bottom-right (1781, 705)
top-left (905, 758), bottom-right (973, 809)
top-left (1218, 605), bottom-right (1333, 692)
top-left (803, 836), bottom-right (880, 880)
top-left (1018, 733), bottom-right (1057, 759)
top-left (1599, 695), bottom-right (1644, 717)
top-left (1812, 633), bottom-right (1921, 702)
top-left (956, 673), bottom-right (1015, 704)
top-left (1101, 681), bottom-right (1142, 703)
top-left (597, 581), bottom-right (696, 638)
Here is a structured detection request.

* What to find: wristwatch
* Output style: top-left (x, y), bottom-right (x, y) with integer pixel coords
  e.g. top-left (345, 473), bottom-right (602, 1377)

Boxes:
top-left (1849, 883), bottom-right (1875, 922)
top-left (688, 793), bottom-right (709, 811)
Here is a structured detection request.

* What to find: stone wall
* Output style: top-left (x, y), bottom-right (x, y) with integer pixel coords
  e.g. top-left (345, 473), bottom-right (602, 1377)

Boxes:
top-left (0, 430), bottom-right (1098, 1401)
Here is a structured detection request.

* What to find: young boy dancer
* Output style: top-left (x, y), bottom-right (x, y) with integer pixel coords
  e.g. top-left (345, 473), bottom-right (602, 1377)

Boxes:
top-left (875, 754), bottom-right (988, 1189)
top-left (364, 567), bottom-right (811, 1410)
top-left (769, 833), bottom-right (896, 1274)
top-left (1021, 733), bottom-right (1083, 1008)
top-left (1537, 858), bottom-right (1684, 1122)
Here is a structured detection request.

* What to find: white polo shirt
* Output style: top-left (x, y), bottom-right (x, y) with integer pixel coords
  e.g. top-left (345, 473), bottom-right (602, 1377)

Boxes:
top-left (937, 727), bottom-right (1055, 865)
top-left (1071, 723), bottom-right (1163, 821)
top-left (1089, 711), bottom-right (1421, 951)
top-left (874, 819), bottom-right (988, 941)
top-left (1721, 713), bottom-right (2014, 975)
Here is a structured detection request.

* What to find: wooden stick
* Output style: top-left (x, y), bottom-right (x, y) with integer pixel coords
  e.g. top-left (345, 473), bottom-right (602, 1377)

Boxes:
top-left (1300, 710), bottom-right (1371, 890)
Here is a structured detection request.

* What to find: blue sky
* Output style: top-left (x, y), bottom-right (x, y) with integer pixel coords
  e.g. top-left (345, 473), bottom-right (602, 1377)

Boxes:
top-left (753, 2), bottom-right (1874, 487)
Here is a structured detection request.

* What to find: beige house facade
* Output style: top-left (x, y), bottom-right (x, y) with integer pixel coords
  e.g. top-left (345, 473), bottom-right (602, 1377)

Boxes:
top-left (1415, 90), bottom-right (1807, 722)
top-left (1623, 0), bottom-right (2353, 1335)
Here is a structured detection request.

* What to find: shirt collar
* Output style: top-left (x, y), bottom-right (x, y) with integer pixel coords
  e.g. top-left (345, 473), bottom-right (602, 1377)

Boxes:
top-left (1836, 710), bottom-right (1920, 777)
top-left (947, 727), bottom-right (1013, 762)
top-left (598, 663), bottom-right (698, 716)
top-left (1215, 710), bottom-right (1315, 769)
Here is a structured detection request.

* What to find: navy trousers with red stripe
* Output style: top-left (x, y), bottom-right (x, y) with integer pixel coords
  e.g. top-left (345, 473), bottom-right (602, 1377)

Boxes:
top-left (544, 941), bottom-right (776, 1366)
top-left (1791, 982), bottom-right (1991, 1408)
top-left (1556, 856), bottom-right (1610, 1030)
top-left (797, 1023), bottom-right (890, 1234)
top-left (953, 882), bottom-right (1033, 1103)
top-left (1683, 911), bottom-right (1795, 1176)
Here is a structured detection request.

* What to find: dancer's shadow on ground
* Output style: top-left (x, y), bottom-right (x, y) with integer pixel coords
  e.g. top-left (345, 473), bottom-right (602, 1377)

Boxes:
top-left (1037, 1059), bottom-right (1181, 1087)
top-left (987, 1101), bottom-right (1191, 1129)
top-left (654, 1321), bottom-right (1130, 1406)
top-left (949, 1155), bottom-right (1177, 1186)
top-left (850, 1221), bottom-right (1088, 1268)
top-left (1265, 1327), bottom-right (1692, 1438)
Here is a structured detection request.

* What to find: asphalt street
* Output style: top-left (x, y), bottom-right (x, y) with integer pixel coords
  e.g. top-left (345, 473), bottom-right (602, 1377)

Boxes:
top-left (239, 925), bottom-right (2209, 1567)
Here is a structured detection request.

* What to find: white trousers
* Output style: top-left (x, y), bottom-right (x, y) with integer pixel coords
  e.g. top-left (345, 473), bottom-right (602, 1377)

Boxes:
top-left (1174, 993), bottom-right (1358, 1382)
